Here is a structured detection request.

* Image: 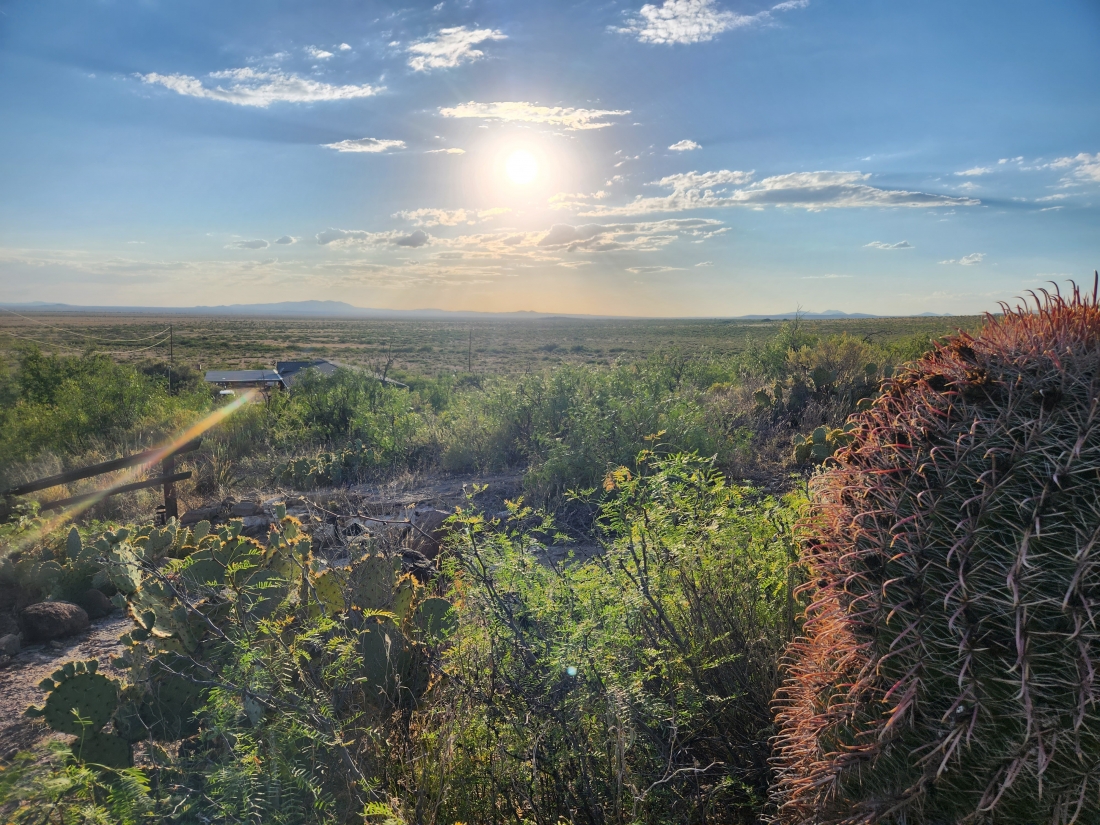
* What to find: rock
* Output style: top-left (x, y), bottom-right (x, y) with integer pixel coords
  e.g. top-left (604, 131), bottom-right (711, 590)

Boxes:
top-left (77, 588), bottom-right (113, 620)
top-left (0, 633), bottom-right (20, 655)
top-left (180, 506), bottom-right (219, 526)
top-left (408, 508), bottom-right (451, 559)
top-left (0, 611), bottom-right (20, 638)
top-left (230, 500), bottom-right (262, 517)
top-left (21, 601), bottom-right (89, 642)
top-left (241, 515), bottom-right (273, 539)
top-left (401, 549), bottom-right (436, 583)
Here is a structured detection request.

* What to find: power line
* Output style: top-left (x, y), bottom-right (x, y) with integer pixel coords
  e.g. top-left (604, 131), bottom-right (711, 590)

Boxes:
top-left (0, 328), bottom-right (171, 355)
top-left (0, 307), bottom-right (172, 342)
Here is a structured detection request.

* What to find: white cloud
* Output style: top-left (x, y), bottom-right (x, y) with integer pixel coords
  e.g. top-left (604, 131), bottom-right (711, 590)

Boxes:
top-left (316, 228), bottom-right (431, 248)
top-left (615, 0), bottom-right (807, 45)
top-left (573, 169), bottom-right (979, 217)
top-left (395, 206), bottom-right (510, 226)
top-left (535, 218), bottom-right (723, 252)
top-left (939, 252), bottom-right (985, 265)
top-left (426, 147), bottom-right (466, 154)
top-left (669, 139), bottom-right (701, 151)
top-left (306, 46), bottom-right (334, 59)
top-left (955, 166), bottom-right (992, 176)
top-left (627, 265), bottom-right (685, 273)
top-left (1051, 152), bottom-right (1100, 183)
top-left (274, 236), bottom-right (297, 245)
top-left (1035, 193), bottom-right (1068, 202)
top-left (802, 273), bottom-right (851, 279)
top-left (864, 240), bottom-right (913, 250)
top-left (695, 260), bottom-right (713, 266)
top-left (138, 68), bottom-right (381, 107)
top-left (338, 43), bottom-right (351, 51)
top-left (232, 239), bottom-right (269, 249)
top-left (439, 100), bottom-right (629, 130)
top-left (323, 137), bottom-right (406, 153)
top-left (407, 26), bottom-right (507, 71)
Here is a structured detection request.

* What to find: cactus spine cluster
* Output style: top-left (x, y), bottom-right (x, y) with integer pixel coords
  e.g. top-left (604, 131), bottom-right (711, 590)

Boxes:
top-left (771, 282), bottom-right (1100, 824)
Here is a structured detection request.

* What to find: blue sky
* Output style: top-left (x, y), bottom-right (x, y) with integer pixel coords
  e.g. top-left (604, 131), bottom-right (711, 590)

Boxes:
top-left (1, 0), bottom-right (1097, 315)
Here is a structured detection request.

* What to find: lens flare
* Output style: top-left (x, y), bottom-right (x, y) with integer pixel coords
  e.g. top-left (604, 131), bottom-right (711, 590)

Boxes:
top-left (5, 389), bottom-right (260, 553)
top-left (505, 150), bottom-right (538, 184)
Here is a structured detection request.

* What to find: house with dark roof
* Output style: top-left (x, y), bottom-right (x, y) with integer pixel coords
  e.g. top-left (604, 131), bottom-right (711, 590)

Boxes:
top-left (203, 368), bottom-right (284, 389)
top-left (275, 360), bottom-right (340, 386)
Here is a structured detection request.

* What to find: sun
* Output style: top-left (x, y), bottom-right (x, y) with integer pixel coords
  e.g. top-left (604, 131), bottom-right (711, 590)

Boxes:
top-left (505, 150), bottom-right (538, 184)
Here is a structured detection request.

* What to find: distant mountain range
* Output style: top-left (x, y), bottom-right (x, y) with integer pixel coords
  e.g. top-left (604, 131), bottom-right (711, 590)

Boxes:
top-left (0, 301), bottom-right (952, 320)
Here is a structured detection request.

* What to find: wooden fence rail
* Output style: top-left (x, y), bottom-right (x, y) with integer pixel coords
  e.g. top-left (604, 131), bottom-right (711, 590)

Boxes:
top-left (0, 438), bottom-right (202, 519)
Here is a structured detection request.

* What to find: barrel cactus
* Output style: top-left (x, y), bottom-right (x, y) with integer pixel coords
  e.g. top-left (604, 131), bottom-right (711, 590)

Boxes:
top-left (771, 280), bottom-right (1100, 824)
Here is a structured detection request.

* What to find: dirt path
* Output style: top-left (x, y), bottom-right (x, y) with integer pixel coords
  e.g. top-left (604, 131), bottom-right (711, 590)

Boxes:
top-left (0, 615), bottom-right (131, 760)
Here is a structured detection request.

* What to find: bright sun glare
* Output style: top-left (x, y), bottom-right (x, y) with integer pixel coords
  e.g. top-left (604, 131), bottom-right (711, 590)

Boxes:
top-left (505, 150), bottom-right (538, 184)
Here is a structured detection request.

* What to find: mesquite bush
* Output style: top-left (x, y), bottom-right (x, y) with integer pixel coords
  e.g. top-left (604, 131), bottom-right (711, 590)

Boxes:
top-left (771, 280), bottom-right (1100, 824)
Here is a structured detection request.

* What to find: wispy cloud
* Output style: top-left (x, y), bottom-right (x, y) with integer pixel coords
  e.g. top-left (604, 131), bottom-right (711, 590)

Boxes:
top-left (426, 147), bottom-right (466, 154)
top-left (274, 236), bottom-right (297, 245)
top-left (695, 260), bottom-right (713, 266)
top-left (231, 239), bottom-right (269, 249)
top-left (615, 0), bottom-right (808, 45)
top-left (669, 139), bottom-right (701, 151)
top-left (306, 46), bottom-right (334, 60)
top-left (536, 218), bottom-right (724, 252)
top-left (407, 26), bottom-right (507, 71)
top-left (955, 166), bottom-right (992, 176)
top-left (394, 207), bottom-right (511, 227)
top-left (939, 252), bottom-right (985, 265)
top-left (570, 170), bottom-right (977, 216)
top-left (802, 273), bottom-right (851, 279)
top-left (439, 100), bottom-right (629, 130)
top-left (322, 137), bottom-right (406, 153)
top-left (864, 240), bottom-right (913, 249)
top-left (627, 265), bottom-right (685, 273)
top-left (138, 68), bottom-right (381, 107)
top-left (316, 228), bottom-right (431, 248)
top-left (1050, 152), bottom-right (1100, 183)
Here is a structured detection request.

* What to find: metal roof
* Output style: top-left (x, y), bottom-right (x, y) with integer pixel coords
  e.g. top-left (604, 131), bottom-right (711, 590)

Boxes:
top-left (204, 369), bottom-right (283, 384)
top-left (276, 360), bottom-right (339, 385)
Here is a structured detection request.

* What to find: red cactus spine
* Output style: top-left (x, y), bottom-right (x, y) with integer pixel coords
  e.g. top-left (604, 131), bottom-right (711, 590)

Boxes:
top-left (771, 277), bottom-right (1100, 824)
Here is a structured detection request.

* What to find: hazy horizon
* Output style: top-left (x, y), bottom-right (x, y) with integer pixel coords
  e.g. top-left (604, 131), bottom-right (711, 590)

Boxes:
top-left (1, 0), bottom-right (1097, 316)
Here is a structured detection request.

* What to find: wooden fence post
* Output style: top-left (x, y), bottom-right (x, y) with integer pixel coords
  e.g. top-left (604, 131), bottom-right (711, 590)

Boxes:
top-left (162, 453), bottom-right (178, 519)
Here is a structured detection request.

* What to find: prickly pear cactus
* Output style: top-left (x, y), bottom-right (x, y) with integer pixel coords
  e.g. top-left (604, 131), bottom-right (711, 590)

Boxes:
top-left (792, 424), bottom-right (855, 465)
top-left (772, 282), bottom-right (1100, 824)
top-left (25, 659), bottom-right (132, 768)
top-left (348, 554), bottom-right (399, 610)
top-left (27, 660), bottom-right (119, 735)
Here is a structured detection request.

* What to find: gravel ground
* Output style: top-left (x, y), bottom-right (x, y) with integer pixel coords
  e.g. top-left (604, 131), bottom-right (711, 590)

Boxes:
top-left (0, 614), bottom-right (131, 760)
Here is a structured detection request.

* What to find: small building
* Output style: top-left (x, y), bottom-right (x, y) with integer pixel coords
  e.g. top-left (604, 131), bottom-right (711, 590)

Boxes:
top-left (204, 369), bottom-right (284, 390)
top-left (276, 359), bottom-right (339, 387)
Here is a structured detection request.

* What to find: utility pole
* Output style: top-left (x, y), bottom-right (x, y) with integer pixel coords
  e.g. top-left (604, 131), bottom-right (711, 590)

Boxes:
top-left (168, 324), bottom-right (174, 394)
top-left (468, 328), bottom-right (472, 373)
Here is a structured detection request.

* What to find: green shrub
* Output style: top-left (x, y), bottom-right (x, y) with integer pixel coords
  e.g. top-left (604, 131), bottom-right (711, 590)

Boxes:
top-left (435, 453), bottom-right (803, 824)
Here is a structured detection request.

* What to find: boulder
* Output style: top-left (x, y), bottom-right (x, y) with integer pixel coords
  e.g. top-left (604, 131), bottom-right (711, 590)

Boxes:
top-left (77, 588), bottom-right (113, 620)
top-left (21, 601), bottom-right (89, 642)
top-left (230, 500), bottom-right (263, 517)
top-left (180, 505), bottom-right (219, 526)
top-left (408, 508), bottom-right (451, 559)
top-left (401, 549), bottom-right (436, 583)
top-left (0, 633), bottom-right (20, 655)
top-left (241, 515), bottom-right (273, 539)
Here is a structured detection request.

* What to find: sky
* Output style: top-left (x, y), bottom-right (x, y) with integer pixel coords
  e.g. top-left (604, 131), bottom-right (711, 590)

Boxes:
top-left (0, 0), bottom-right (1097, 316)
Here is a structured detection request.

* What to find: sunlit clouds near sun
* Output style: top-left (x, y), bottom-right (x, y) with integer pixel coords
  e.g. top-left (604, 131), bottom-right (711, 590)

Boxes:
top-left (0, 0), bottom-right (1097, 316)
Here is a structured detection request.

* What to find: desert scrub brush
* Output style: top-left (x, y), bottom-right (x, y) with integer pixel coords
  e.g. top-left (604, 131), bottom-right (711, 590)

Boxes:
top-left (771, 277), bottom-right (1100, 824)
